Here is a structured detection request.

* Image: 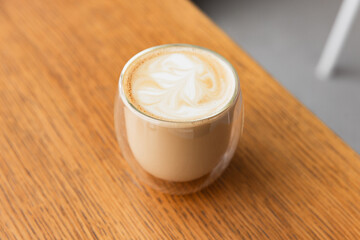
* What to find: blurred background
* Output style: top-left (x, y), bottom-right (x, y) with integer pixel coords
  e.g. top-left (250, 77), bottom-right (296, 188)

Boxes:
top-left (194, 0), bottom-right (360, 153)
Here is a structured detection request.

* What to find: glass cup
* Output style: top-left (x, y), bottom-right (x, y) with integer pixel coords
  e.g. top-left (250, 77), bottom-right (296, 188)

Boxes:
top-left (114, 44), bottom-right (244, 194)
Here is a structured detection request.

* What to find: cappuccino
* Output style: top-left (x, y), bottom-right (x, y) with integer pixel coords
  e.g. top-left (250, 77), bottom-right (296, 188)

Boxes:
top-left (116, 44), bottom-right (242, 187)
top-left (123, 46), bottom-right (236, 121)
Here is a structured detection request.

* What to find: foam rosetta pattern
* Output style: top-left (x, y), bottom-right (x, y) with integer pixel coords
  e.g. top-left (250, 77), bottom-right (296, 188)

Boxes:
top-left (128, 48), bottom-right (236, 121)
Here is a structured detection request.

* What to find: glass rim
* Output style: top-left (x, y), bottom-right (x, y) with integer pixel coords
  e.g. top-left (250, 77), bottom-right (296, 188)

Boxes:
top-left (118, 43), bottom-right (241, 126)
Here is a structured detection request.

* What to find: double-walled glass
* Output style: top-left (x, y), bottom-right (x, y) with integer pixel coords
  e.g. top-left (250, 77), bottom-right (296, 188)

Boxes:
top-left (114, 44), bottom-right (244, 194)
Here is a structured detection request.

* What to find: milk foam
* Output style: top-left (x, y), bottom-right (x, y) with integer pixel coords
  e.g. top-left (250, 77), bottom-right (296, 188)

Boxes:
top-left (124, 47), bottom-right (236, 121)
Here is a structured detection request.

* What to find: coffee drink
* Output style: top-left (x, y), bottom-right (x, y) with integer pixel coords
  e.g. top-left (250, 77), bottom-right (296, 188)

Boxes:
top-left (123, 46), bottom-right (236, 121)
top-left (115, 44), bottom-right (243, 191)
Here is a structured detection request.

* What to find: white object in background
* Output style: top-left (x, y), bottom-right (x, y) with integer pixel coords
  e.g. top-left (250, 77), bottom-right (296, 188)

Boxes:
top-left (316, 0), bottom-right (360, 79)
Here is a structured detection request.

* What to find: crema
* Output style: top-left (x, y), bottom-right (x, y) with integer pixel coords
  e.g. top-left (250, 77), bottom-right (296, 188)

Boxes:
top-left (123, 46), bottom-right (236, 121)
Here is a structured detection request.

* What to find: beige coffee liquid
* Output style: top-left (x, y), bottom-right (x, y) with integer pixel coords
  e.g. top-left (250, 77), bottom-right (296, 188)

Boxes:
top-left (121, 45), bottom-right (238, 182)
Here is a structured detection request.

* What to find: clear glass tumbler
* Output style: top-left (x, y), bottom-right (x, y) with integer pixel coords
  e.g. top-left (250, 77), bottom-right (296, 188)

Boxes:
top-left (114, 44), bottom-right (244, 194)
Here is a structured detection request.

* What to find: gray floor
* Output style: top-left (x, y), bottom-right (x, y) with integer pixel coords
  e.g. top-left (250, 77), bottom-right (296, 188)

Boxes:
top-left (195, 0), bottom-right (360, 153)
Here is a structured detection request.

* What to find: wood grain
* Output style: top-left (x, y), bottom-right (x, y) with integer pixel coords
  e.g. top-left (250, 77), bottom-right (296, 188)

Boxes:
top-left (0, 0), bottom-right (359, 238)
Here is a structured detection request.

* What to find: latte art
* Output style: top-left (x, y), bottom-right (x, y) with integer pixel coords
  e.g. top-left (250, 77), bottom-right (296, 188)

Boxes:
top-left (124, 46), bottom-right (236, 121)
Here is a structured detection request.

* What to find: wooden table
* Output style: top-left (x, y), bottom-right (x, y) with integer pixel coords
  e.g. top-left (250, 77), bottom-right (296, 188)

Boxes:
top-left (1, 0), bottom-right (359, 238)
